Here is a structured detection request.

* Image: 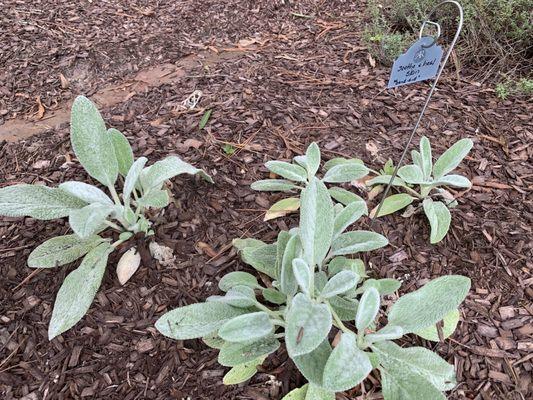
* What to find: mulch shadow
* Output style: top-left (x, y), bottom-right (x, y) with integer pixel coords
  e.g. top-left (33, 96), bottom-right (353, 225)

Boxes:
top-left (1, 1), bottom-right (532, 399)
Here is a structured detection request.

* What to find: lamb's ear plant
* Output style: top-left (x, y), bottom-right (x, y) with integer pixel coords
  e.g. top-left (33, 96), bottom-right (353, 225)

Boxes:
top-left (0, 95), bottom-right (213, 340)
top-left (252, 142), bottom-right (370, 220)
top-left (156, 175), bottom-right (470, 399)
top-left (367, 136), bottom-right (473, 243)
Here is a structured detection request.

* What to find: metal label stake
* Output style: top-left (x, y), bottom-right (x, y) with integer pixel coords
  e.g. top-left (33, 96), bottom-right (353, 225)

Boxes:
top-left (371, 0), bottom-right (464, 224)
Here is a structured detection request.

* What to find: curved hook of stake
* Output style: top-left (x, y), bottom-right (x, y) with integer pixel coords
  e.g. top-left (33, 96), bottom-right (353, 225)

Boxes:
top-left (370, 1), bottom-right (464, 225)
top-left (424, 0), bottom-right (464, 53)
top-left (419, 21), bottom-right (441, 48)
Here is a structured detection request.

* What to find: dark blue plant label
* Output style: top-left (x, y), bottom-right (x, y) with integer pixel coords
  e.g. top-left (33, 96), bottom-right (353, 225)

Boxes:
top-left (387, 37), bottom-right (443, 89)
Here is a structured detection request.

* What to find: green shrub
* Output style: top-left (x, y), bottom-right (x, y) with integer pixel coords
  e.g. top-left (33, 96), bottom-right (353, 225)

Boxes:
top-left (496, 78), bottom-right (533, 100)
top-left (364, 0), bottom-right (532, 77)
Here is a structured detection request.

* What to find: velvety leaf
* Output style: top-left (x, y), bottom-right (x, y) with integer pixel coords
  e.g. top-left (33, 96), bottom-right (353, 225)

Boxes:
top-left (218, 336), bottom-right (280, 367)
top-left (328, 187), bottom-right (365, 206)
top-left (433, 138), bottom-right (473, 179)
top-left (414, 309), bottom-right (460, 342)
top-left (233, 238), bottom-right (265, 252)
top-left (219, 271), bottom-right (259, 292)
top-left (331, 231), bottom-right (388, 256)
top-left (322, 163), bottom-right (369, 183)
top-left (320, 270), bottom-right (359, 299)
top-left (432, 174), bottom-right (472, 188)
top-left (397, 165), bottom-right (426, 184)
top-left (241, 243), bottom-right (278, 278)
top-left (223, 356), bottom-right (265, 385)
top-left (373, 340), bottom-right (456, 392)
top-left (70, 96), bottom-right (118, 186)
top-left (137, 189), bottom-right (169, 208)
top-left (305, 384), bottom-right (335, 400)
top-left (323, 157), bottom-right (364, 171)
top-left (383, 158), bottom-right (395, 175)
top-left (388, 275), bottom-right (470, 333)
top-left (300, 177), bottom-right (334, 267)
top-left (281, 384), bottom-right (308, 400)
top-left (292, 339), bottom-right (332, 385)
top-left (314, 270), bottom-right (328, 293)
top-left (366, 175), bottom-right (406, 187)
top-left (155, 302), bottom-right (247, 340)
top-left (262, 288), bottom-right (287, 305)
top-left (423, 199), bottom-right (451, 244)
top-left (371, 194), bottom-right (415, 218)
top-left (123, 157), bottom-right (147, 203)
top-left (333, 201), bottom-right (368, 237)
top-left (420, 136), bottom-right (432, 179)
top-left (293, 155), bottom-right (307, 169)
top-left (360, 278), bottom-right (401, 295)
top-left (28, 234), bottom-right (103, 268)
top-left (48, 243), bottom-right (113, 339)
top-left (0, 185), bottom-right (86, 220)
top-left (108, 128), bottom-right (134, 176)
top-left (265, 161), bottom-right (307, 182)
top-left (69, 203), bottom-right (113, 239)
top-left (323, 332), bottom-right (372, 391)
top-left (305, 142), bottom-right (321, 177)
top-left (327, 295), bottom-right (358, 321)
top-left (281, 235), bottom-right (301, 296)
top-left (142, 155), bottom-right (213, 191)
top-left (292, 258), bottom-right (312, 294)
top-left (251, 179), bottom-right (300, 192)
top-left (264, 197), bottom-right (300, 221)
top-left (356, 287), bottom-right (380, 330)
top-left (202, 334), bottom-right (226, 349)
top-left (286, 293), bottom-right (332, 357)
top-left (380, 366), bottom-right (446, 400)
top-left (219, 312), bottom-right (273, 343)
top-left (328, 256), bottom-right (366, 277)
top-left (209, 286), bottom-right (257, 308)
top-left (411, 149), bottom-right (423, 172)
top-left (58, 182), bottom-right (112, 205)
top-left (365, 325), bottom-right (404, 343)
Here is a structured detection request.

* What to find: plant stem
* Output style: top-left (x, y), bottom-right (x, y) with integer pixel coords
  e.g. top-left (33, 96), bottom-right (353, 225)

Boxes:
top-left (111, 238), bottom-right (127, 248)
top-left (104, 220), bottom-right (123, 232)
top-left (404, 186), bottom-right (423, 198)
top-left (108, 185), bottom-right (122, 206)
top-left (328, 303), bottom-right (351, 334)
top-left (255, 302), bottom-right (283, 319)
top-left (271, 319), bottom-right (286, 327)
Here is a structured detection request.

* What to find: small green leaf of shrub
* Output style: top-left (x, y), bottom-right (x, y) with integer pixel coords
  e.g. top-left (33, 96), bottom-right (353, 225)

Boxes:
top-left (199, 109), bottom-right (212, 129)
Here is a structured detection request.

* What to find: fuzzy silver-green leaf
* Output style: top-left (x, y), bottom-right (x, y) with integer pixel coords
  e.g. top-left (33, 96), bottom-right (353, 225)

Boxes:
top-left (155, 302), bottom-right (247, 340)
top-left (322, 332), bottom-right (372, 391)
top-left (69, 203), bottom-right (114, 239)
top-left (388, 275), bottom-right (470, 334)
top-left (300, 177), bottom-right (334, 267)
top-left (48, 242), bottom-right (113, 339)
top-left (219, 312), bottom-right (273, 343)
top-left (28, 234), bottom-right (104, 268)
top-left (0, 185), bottom-right (86, 220)
top-left (70, 96), bottom-right (118, 186)
top-left (286, 293), bottom-right (332, 357)
top-left (108, 128), bottom-right (134, 177)
top-left (58, 181), bottom-right (112, 205)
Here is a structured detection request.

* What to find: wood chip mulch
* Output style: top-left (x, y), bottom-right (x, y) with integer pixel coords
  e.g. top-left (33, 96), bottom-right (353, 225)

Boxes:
top-left (1, 1), bottom-right (531, 399)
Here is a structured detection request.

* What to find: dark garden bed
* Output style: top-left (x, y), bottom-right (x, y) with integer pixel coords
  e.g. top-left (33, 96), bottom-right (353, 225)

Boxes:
top-left (1, 1), bottom-right (531, 399)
